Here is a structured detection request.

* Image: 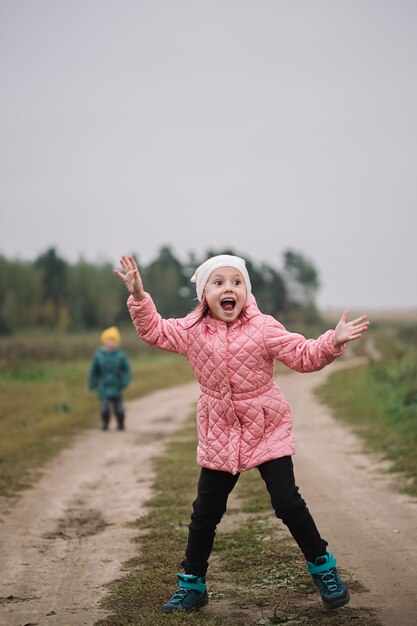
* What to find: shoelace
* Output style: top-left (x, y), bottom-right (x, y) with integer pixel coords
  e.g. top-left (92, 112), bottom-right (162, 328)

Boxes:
top-left (317, 569), bottom-right (341, 595)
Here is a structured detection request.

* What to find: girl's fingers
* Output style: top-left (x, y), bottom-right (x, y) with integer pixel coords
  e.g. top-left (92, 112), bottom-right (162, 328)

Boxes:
top-left (117, 258), bottom-right (136, 277)
top-left (122, 255), bottom-right (131, 268)
top-left (114, 269), bottom-right (125, 279)
top-left (351, 315), bottom-right (369, 326)
top-left (120, 256), bottom-right (137, 273)
top-left (129, 255), bottom-right (138, 270)
top-left (336, 310), bottom-right (350, 327)
top-left (350, 319), bottom-right (368, 327)
top-left (348, 320), bottom-right (369, 330)
top-left (351, 323), bottom-right (369, 333)
top-left (349, 323), bottom-right (369, 337)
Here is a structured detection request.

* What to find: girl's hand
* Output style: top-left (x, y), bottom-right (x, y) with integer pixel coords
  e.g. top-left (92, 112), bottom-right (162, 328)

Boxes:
top-left (114, 255), bottom-right (145, 301)
top-left (334, 310), bottom-right (370, 348)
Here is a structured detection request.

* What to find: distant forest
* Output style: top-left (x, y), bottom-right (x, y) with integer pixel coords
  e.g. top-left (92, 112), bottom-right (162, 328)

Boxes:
top-left (0, 246), bottom-right (321, 334)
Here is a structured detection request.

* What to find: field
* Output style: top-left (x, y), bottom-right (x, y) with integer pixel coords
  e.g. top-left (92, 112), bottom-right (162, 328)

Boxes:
top-left (0, 328), bottom-right (194, 497)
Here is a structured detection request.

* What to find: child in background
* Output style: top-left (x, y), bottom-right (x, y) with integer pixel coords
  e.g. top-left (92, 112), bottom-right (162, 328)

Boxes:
top-left (115, 254), bottom-right (369, 613)
top-left (88, 326), bottom-right (131, 431)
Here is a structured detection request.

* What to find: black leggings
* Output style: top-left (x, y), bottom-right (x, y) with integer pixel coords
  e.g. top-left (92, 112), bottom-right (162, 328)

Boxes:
top-left (181, 456), bottom-right (328, 578)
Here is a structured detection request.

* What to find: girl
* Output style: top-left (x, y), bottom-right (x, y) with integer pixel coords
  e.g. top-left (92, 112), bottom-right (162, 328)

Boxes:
top-left (115, 254), bottom-right (369, 613)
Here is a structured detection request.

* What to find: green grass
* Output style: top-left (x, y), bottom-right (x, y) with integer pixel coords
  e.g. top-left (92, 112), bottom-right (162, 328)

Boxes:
top-left (98, 415), bottom-right (380, 626)
top-left (316, 326), bottom-right (417, 495)
top-left (0, 338), bottom-right (194, 497)
top-left (0, 326), bottom-right (164, 370)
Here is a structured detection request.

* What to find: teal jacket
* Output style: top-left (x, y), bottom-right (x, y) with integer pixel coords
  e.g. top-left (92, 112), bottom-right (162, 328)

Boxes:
top-left (88, 348), bottom-right (131, 398)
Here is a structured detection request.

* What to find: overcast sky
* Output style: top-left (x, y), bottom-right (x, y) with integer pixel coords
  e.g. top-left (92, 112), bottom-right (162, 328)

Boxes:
top-left (1, 1), bottom-right (416, 310)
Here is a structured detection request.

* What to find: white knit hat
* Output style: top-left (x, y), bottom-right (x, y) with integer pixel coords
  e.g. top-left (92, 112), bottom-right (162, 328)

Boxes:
top-left (190, 254), bottom-right (252, 302)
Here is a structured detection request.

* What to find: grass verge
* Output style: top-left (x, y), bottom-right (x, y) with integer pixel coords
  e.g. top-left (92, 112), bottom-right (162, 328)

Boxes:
top-left (316, 326), bottom-right (417, 495)
top-left (97, 414), bottom-right (380, 626)
top-left (0, 349), bottom-right (193, 497)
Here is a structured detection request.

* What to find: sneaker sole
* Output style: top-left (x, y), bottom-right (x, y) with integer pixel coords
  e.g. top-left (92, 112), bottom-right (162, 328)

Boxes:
top-left (322, 589), bottom-right (350, 610)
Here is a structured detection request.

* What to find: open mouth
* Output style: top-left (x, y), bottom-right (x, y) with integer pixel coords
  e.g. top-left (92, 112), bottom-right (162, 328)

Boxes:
top-left (220, 298), bottom-right (236, 313)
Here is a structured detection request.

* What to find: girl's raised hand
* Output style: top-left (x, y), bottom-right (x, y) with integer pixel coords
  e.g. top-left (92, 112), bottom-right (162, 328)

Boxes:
top-left (334, 310), bottom-right (370, 348)
top-left (114, 256), bottom-right (145, 301)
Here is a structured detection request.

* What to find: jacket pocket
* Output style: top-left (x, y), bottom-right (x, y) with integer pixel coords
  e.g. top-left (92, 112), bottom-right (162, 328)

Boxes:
top-left (262, 404), bottom-right (283, 432)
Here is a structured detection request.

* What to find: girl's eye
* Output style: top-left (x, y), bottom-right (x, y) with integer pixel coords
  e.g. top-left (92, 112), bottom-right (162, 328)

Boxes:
top-left (214, 280), bottom-right (222, 286)
top-left (234, 280), bottom-right (241, 285)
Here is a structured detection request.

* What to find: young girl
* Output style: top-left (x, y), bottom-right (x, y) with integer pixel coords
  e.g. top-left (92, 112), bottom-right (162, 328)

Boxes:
top-left (115, 254), bottom-right (369, 613)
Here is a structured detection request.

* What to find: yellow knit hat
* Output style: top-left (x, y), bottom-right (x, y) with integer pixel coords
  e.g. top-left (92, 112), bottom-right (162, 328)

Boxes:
top-left (100, 326), bottom-right (121, 346)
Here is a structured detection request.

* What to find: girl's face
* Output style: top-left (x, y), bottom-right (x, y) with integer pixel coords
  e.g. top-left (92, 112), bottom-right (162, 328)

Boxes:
top-left (203, 266), bottom-right (247, 322)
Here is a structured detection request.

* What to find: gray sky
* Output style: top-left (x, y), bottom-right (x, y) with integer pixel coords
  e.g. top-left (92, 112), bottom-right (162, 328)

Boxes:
top-left (1, 0), bottom-right (416, 310)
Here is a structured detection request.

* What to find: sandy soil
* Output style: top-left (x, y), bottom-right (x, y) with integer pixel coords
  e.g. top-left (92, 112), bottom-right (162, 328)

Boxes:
top-left (1, 357), bottom-right (416, 626)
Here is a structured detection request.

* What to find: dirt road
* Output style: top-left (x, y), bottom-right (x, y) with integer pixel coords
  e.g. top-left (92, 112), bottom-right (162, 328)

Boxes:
top-left (1, 358), bottom-right (416, 626)
top-left (281, 359), bottom-right (417, 626)
top-left (0, 382), bottom-right (199, 626)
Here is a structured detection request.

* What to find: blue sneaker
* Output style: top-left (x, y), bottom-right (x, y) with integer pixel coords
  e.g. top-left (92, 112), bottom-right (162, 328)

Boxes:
top-left (307, 551), bottom-right (350, 610)
top-left (162, 573), bottom-right (208, 613)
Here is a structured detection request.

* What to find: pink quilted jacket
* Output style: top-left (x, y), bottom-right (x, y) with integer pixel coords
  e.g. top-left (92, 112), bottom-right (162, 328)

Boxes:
top-left (128, 293), bottom-right (345, 474)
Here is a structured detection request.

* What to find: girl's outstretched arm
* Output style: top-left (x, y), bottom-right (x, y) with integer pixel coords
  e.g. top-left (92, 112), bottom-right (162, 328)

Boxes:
top-left (333, 310), bottom-right (369, 348)
top-left (264, 310), bottom-right (368, 373)
top-left (115, 255), bottom-right (189, 356)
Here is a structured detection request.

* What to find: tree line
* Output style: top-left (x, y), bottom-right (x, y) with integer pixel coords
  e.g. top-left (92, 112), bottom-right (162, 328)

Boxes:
top-left (0, 246), bottom-right (320, 334)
